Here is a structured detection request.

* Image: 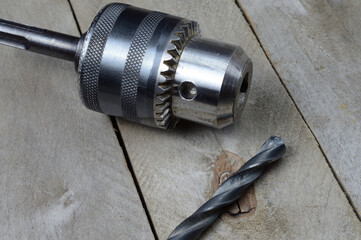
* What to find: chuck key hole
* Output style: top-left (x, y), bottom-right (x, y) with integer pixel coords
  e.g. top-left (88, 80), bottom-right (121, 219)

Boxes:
top-left (179, 81), bottom-right (197, 101)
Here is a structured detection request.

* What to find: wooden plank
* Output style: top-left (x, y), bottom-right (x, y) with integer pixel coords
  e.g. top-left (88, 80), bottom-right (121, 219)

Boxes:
top-left (237, 0), bottom-right (361, 214)
top-left (71, 0), bottom-right (361, 239)
top-left (0, 0), bottom-right (153, 239)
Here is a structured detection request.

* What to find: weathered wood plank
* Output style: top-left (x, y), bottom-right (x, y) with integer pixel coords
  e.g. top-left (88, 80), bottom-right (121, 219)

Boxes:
top-left (71, 0), bottom-right (361, 239)
top-left (0, 0), bottom-right (153, 239)
top-left (237, 0), bottom-right (361, 214)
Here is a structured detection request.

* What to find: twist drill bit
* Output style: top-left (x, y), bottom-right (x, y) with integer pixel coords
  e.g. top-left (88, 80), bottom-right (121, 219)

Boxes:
top-left (0, 3), bottom-right (253, 129)
top-left (168, 136), bottom-right (286, 240)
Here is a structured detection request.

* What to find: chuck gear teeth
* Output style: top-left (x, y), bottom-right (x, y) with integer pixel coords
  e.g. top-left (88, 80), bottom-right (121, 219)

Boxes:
top-left (154, 20), bottom-right (200, 129)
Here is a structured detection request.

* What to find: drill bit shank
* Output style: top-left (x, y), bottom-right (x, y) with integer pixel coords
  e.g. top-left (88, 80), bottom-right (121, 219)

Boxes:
top-left (168, 136), bottom-right (286, 240)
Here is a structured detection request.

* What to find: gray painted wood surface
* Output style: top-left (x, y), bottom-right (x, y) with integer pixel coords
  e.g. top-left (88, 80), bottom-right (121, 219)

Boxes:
top-left (70, 0), bottom-right (361, 239)
top-left (237, 0), bottom-right (361, 214)
top-left (0, 0), bottom-right (153, 239)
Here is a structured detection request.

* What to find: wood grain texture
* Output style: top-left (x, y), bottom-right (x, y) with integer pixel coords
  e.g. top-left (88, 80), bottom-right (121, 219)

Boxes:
top-left (71, 0), bottom-right (361, 239)
top-left (237, 0), bottom-right (361, 214)
top-left (0, 1), bottom-right (153, 239)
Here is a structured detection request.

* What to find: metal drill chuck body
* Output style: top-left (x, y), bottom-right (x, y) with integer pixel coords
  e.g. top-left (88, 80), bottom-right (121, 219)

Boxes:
top-left (0, 3), bottom-right (253, 129)
top-left (77, 3), bottom-right (253, 129)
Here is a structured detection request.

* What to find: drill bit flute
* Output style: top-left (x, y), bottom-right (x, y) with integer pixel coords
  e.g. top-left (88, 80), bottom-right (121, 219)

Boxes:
top-left (168, 136), bottom-right (286, 240)
top-left (0, 3), bottom-right (252, 129)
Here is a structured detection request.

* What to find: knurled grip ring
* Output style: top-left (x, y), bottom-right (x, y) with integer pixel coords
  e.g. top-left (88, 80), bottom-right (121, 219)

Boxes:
top-left (78, 3), bottom-right (128, 112)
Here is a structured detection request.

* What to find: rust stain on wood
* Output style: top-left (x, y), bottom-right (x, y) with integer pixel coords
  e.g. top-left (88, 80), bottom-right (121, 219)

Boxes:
top-left (211, 150), bottom-right (257, 218)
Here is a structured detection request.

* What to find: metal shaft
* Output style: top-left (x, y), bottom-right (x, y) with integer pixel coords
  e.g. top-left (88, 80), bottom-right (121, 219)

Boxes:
top-left (0, 18), bottom-right (79, 62)
top-left (168, 136), bottom-right (286, 240)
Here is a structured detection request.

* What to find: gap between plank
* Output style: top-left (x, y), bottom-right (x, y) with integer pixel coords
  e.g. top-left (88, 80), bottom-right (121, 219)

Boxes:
top-left (67, 0), bottom-right (82, 34)
top-left (65, 0), bottom-right (160, 237)
top-left (110, 117), bottom-right (159, 240)
top-left (233, 0), bottom-right (361, 221)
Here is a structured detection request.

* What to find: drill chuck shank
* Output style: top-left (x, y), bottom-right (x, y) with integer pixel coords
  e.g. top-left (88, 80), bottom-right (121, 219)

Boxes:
top-left (0, 3), bottom-right (252, 129)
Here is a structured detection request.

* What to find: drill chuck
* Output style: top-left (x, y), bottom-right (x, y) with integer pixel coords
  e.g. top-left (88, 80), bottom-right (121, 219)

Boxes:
top-left (0, 3), bottom-right (253, 129)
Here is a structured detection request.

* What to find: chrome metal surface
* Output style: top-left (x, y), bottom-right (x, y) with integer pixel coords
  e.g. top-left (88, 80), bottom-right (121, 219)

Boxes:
top-left (154, 20), bottom-right (200, 129)
top-left (0, 3), bottom-right (253, 129)
top-left (172, 37), bottom-right (252, 128)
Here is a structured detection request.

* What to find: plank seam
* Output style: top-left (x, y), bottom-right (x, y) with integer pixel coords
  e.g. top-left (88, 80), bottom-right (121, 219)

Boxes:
top-left (67, 0), bottom-right (82, 34)
top-left (66, 0), bottom-right (161, 236)
top-left (234, 0), bottom-right (361, 221)
top-left (110, 116), bottom-right (159, 240)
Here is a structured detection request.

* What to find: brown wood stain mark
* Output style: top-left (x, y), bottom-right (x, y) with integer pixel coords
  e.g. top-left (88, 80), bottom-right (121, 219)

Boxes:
top-left (211, 150), bottom-right (257, 218)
